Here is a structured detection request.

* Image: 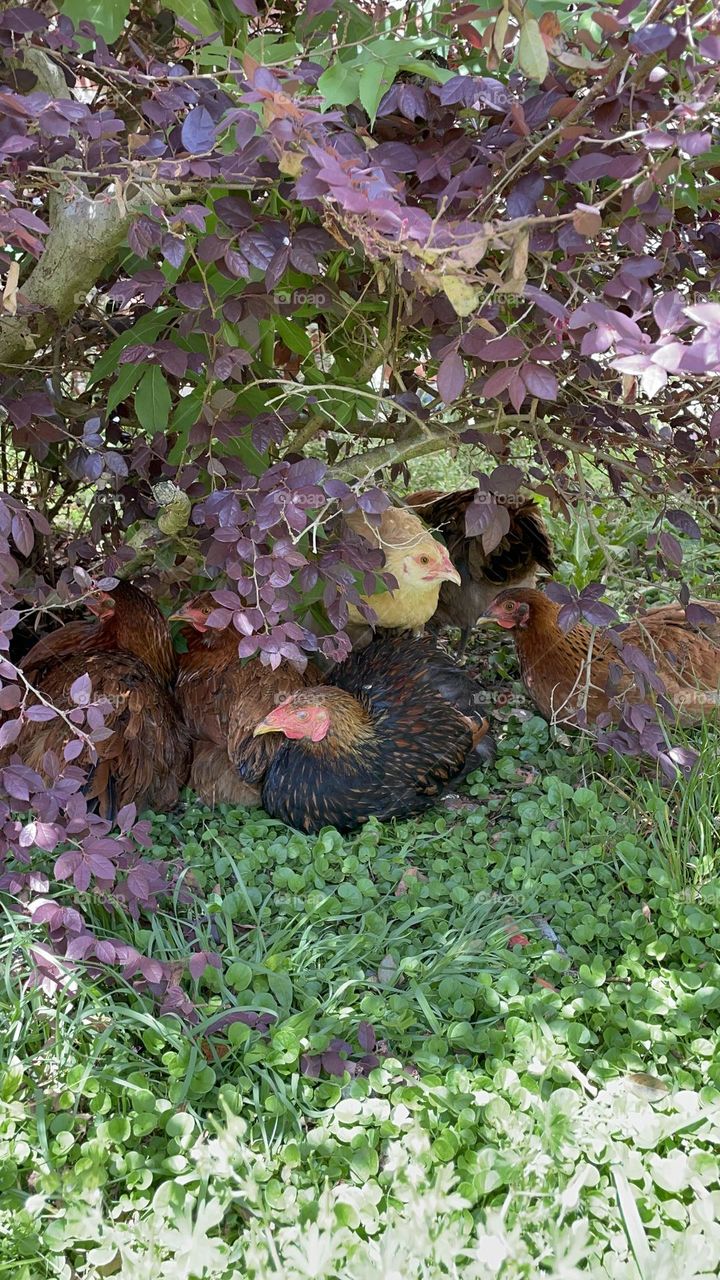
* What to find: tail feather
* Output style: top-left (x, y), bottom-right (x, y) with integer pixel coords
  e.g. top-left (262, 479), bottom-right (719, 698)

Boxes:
top-left (82, 760), bottom-right (118, 822)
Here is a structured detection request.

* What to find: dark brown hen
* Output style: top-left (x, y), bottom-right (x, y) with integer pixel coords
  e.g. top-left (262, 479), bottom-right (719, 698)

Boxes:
top-left (173, 593), bottom-right (322, 807)
top-left (406, 488), bottom-right (556, 655)
top-left (9, 582), bottom-right (189, 819)
top-left (252, 631), bottom-right (496, 833)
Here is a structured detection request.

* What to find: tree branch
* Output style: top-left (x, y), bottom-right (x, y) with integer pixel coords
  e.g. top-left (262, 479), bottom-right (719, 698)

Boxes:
top-left (0, 51), bottom-right (185, 374)
top-left (330, 429), bottom-right (457, 481)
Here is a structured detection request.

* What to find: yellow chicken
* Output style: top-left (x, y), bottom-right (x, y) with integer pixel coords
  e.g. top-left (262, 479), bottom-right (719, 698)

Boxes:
top-left (345, 506), bottom-right (461, 633)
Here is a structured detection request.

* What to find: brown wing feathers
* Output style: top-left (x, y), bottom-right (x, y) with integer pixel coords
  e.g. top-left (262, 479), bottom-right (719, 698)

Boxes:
top-left (5, 584), bottom-right (190, 820)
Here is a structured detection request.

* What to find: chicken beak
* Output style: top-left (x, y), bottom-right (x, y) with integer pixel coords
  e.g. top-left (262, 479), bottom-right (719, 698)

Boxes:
top-left (475, 615), bottom-right (497, 626)
top-left (252, 721), bottom-right (281, 737)
top-left (426, 553), bottom-right (461, 585)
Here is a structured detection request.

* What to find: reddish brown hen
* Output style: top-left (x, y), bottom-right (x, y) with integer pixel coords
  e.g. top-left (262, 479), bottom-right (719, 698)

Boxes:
top-left (482, 587), bottom-right (720, 727)
top-left (173, 593), bottom-right (322, 807)
top-left (9, 582), bottom-right (190, 818)
top-left (406, 488), bottom-right (555, 655)
top-left (252, 631), bottom-right (496, 833)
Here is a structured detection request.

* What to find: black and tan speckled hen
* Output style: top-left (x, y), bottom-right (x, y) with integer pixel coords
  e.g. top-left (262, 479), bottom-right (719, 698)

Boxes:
top-left (251, 631), bottom-right (496, 833)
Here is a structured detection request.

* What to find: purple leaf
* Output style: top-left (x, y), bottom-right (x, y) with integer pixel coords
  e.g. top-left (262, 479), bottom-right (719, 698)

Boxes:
top-left (11, 512), bottom-right (34, 557)
top-left (629, 23), bottom-right (676, 54)
top-left (351, 489), bottom-right (388, 519)
top-left (700, 35), bottom-right (720, 61)
top-left (524, 286), bottom-right (568, 321)
top-left (437, 352), bottom-right (466, 404)
top-left (86, 853), bottom-right (116, 881)
top-left (70, 673), bottom-right (92, 706)
top-left (489, 464), bottom-right (523, 496)
top-left (667, 510), bottom-right (701, 539)
top-left (580, 601), bottom-right (617, 626)
top-left (658, 530), bottom-right (683, 565)
top-left (175, 283), bottom-right (206, 308)
top-left (508, 372), bottom-right (526, 413)
top-left (55, 851), bottom-right (81, 881)
top-left (322, 1048), bottom-right (349, 1077)
top-left (2, 7), bottom-right (48, 32)
top-left (653, 291), bottom-right (685, 333)
top-left (439, 76), bottom-right (510, 111)
top-left (679, 132), bottom-right (711, 157)
top-left (189, 951), bottom-right (209, 980)
top-left (567, 153), bottom-right (614, 182)
top-left (116, 803), bottom-right (137, 832)
top-left (25, 705), bottom-right (59, 722)
top-left (545, 583), bottom-right (576, 606)
top-left (522, 365), bottom-right (558, 400)
top-left (357, 1021), bottom-right (376, 1052)
top-left (686, 603), bottom-right (719, 627)
top-left (463, 333), bottom-right (524, 361)
top-left (0, 719), bottom-right (21, 748)
top-left (507, 174), bottom-right (544, 219)
top-left (557, 602), bottom-right (582, 631)
top-left (483, 367), bottom-right (515, 398)
top-left (181, 107), bottom-right (216, 155)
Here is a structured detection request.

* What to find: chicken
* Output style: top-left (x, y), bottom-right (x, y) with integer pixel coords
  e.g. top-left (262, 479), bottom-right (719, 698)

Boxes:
top-left (252, 631), bottom-right (496, 833)
top-left (481, 587), bottom-right (720, 728)
top-left (343, 506), bottom-right (461, 642)
top-left (172, 593), bottom-right (322, 808)
top-left (9, 582), bottom-right (190, 818)
top-left (406, 488), bottom-right (556, 656)
top-left (20, 592), bottom-right (117, 681)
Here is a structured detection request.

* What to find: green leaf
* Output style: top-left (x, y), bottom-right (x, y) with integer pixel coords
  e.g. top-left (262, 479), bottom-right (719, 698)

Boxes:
top-left (220, 427), bottom-right (269, 476)
top-left (164, 0), bottom-right (220, 37)
top-left (348, 1145), bottom-right (379, 1179)
top-left (88, 312), bottom-right (169, 388)
top-left (317, 62), bottom-right (361, 110)
top-left (61, 0), bottom-right (131, 44)
top-left (612, 1168), bottom-right (651, 1278)
top-left (518, 18), bottom-right (550, 82)
top-left (106, 361), bottom-right (145, 414)
top-left (275, 315), bottom-right (313, 357)
top-left (267, 971), bottom-right (293, 1008)
top-left (226, 961), bottom-right (253, 992)
top-left (358, 60), bottom-right (391, 125)
top-left (398, 58), bottom-right (453, 85)
top-left (442, 276), bottom-right (481, 317)
top-left (167, 387), bottom-right (204, 463)
top-left (135, 366), bottom-right (172, 434)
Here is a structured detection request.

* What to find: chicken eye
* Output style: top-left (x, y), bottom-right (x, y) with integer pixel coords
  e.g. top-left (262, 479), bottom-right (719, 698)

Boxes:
top-left (295, 710), bottom-right (309, 721)
top-left (419, 555), bottom-right (430, 566)
top-left (504, 602), bottom-right (515, 612)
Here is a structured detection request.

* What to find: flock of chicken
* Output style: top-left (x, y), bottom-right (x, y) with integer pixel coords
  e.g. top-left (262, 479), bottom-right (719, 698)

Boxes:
top-left (7, 486), bottom-right (720, 834)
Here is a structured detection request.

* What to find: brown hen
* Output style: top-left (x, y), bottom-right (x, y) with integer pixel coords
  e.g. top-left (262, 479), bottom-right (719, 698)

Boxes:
top-left (406, 488), bottom-right (555, 656)
top-left (10, 582), bottom-right (190, 818)
top-left (482, 587), bottom-right (720, 727)
top-left (173, 593), bottom-right (322, 807)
